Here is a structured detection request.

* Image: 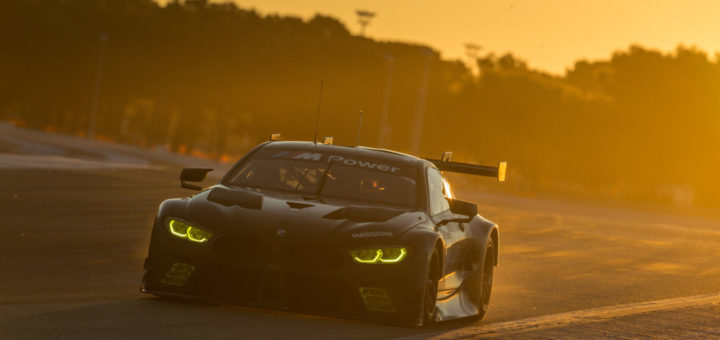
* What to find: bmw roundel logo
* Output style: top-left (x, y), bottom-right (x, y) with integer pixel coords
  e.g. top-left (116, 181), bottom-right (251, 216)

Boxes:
top-left (276, 228), bottom-right (287, 237)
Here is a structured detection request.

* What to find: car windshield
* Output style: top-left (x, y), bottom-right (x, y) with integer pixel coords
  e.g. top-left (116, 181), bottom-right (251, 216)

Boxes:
top-left (227, 155), bottom-right (416, 208)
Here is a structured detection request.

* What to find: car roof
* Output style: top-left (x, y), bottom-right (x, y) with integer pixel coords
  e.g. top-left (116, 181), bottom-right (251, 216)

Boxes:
top-left (260, 141), bottom-right (424, 168)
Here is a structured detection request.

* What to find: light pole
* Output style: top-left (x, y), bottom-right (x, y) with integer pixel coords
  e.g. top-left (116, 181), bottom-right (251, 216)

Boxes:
top-left (410, 48), bottom-right (433, 156)
top-left (464, 42), bottom-right (482, 75)
top-left (88, 34), bottom-right (108, 138)
top-left (378, 54), bottom-right (394, 147)
top-left (355, 10), bottom-right (376, 36)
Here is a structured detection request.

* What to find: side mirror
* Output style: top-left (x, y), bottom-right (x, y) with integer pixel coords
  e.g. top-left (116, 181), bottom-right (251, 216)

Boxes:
top-left (448, 199), bottom-right (478, 217)
top-left (180, 168), bottom-right (213, 190)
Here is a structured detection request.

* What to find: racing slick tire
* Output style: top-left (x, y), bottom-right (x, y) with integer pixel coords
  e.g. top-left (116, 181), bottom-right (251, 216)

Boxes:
top-left (468, 237), bottom-right (495, 320)
top-left (422, 250), bottom-right (441, 325)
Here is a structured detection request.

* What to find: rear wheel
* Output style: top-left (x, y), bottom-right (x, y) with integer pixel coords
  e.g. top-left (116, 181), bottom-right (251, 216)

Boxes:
top-left (422, 251), bottom-right (440, 325)
top-left (469, 237), bottom-right (494, 319)
top-left (479, 239), bottom-right (494, 315)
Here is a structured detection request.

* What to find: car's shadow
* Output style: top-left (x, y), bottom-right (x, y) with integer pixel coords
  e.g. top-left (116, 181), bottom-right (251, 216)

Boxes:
top-left (2, 296), bottom-right (479, 339)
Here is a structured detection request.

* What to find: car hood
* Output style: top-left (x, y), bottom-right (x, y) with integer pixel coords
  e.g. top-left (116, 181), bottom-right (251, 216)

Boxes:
top-left (164, 185), bottom-right (426, 244)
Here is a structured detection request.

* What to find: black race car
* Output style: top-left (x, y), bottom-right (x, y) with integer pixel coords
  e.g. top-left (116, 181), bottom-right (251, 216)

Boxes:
top-left (141, 139), bottom-right (506, 326)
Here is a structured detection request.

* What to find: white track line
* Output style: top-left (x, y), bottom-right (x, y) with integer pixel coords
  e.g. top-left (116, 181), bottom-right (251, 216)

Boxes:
top-left (405, 292), bottom-right (720, 339)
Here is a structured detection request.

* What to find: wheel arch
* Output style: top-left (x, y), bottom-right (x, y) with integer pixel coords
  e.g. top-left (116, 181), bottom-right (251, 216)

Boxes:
top-left (490, 226), bottom-right (499, 266)
top-left (464, 216), bottom-right (499, 267)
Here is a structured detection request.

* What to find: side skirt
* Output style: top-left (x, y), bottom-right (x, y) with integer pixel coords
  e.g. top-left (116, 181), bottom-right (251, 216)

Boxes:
top-left (432, 271), bottom-right (481, 322)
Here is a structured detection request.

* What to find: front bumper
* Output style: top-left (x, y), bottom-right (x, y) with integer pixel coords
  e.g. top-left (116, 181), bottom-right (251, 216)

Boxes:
top-left (142, 225), bottom-right (428, 325)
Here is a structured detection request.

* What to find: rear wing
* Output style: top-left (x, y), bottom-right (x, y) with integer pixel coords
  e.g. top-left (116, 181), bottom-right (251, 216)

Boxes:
top-left (426, 152), bottom-right (507, 182)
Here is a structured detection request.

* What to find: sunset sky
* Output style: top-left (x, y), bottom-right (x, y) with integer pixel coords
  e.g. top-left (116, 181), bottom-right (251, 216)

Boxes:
top-left (165, 0), bottom-right (720, 74)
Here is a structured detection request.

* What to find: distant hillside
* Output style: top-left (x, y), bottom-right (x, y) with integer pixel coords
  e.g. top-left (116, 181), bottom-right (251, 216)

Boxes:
top-left (2, 0), bottom-right (720, 207)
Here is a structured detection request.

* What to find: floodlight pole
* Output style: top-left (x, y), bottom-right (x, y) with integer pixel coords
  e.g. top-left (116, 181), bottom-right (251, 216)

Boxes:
top-left (410, 48), bottom-right (433, 156)
top-left (88, 34), bottom-right (109, 138)
top-left (464, 42), bottom-right (482, 75)
top-left (464, 43), bottom-right (482, 60)
top-left (378, 54), bottom-right (394, 147)
top-left (356, 10), bottom-right (376, 36)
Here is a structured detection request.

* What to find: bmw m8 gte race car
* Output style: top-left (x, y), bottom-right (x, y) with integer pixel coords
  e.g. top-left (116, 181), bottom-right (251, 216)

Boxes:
top-left (141, 138), bottom-right (506, 326)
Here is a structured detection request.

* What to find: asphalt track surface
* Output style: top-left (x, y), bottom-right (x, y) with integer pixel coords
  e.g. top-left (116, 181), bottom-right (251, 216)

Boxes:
top-left (2, 133), bottom-right (720, 338)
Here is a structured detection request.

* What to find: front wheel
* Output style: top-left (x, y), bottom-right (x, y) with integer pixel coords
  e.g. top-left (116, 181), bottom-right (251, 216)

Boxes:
top-left (422, 250), bottom-right (440, 325)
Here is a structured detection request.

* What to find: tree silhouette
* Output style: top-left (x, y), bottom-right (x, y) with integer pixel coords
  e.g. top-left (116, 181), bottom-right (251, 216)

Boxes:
top-left (2, 1), bottom-right (719, 206)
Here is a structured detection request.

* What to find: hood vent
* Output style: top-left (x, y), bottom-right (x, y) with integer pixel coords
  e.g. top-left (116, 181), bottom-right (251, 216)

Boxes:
top-left (323, 205), bottom-right (404, 222)
top-left (207, 187), bottom-right (263, 209)
top-left (286, 201), bottom-right (314, 209)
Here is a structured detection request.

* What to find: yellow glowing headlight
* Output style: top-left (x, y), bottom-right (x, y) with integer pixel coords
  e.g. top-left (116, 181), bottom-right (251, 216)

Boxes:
top-left (167, 218), bottom-right (212, 243)
top-left (350, 247), bottom-right (407, 264)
